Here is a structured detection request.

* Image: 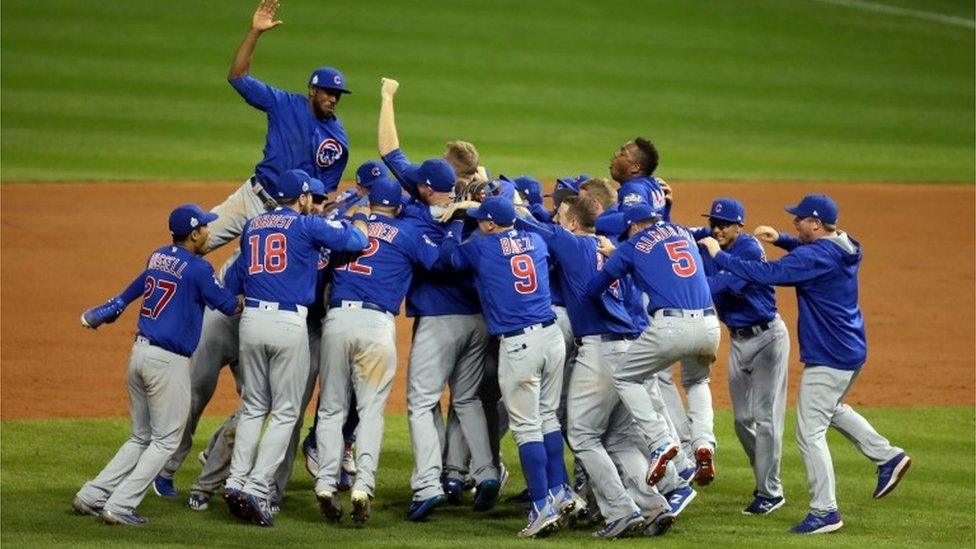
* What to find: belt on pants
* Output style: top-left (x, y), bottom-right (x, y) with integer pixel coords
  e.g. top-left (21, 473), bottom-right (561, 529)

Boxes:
top-left (729, 320), bottom-right (774, 339)
top-left (329, 299), bottom-right (393, 316)
top-left (653, 307), bottom-right (716, 319)
top-left (500, 318), bottom-right (556, 339)
top-left (134, 334), bottom-right (189, 358)
top-left (244, 298), bottom-right (307, 314)
top-left (574, 332), bottom-right (640, 347)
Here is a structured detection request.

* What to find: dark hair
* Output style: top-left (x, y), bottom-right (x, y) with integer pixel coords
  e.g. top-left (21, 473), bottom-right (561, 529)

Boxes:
top-left (633, 137), bottom-right (659, 176)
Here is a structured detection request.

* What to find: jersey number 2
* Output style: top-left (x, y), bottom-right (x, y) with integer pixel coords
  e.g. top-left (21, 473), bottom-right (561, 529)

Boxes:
top-left (335, 237), bottom-right (379, 275)
top-left (665, 241), bottom-right (697, 278)
top-left (510, 254), bottom-right (538, 294)
top-left (248, 234), bottom-right (288, 275)
top-left (140, 277), bottom-right (177, 319)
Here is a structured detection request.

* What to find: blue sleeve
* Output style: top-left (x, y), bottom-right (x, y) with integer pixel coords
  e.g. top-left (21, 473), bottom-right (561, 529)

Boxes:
top-left (714, 246), bottom-right (827, 287)
top-left (381, 148), bottom-right (420, 199)
top-left (228, 75), bottom-right (284, 112)
top-left (585, 270), bottom-right (615, 298)
top-left (307, 217), bottom-right (369, 252)
top-left (662, 200), bottom-right (672, 223)
top-left (412, 231), bottom-right (442, 270)
top-left (529, 203), bottom-right (551, 223)
top-left (515, 215), bottom-right (557, 240)
top-left (776, 234), bottom-right (803, 251)
top-left (321, 151), bottom-right (347, 194)
top-left (195, 262), bottom-right (240, 316)
top-left (586, 245), bottom-right (631, 297)
top-left (223, 253), bottom-right (247, 296)
top-left (595, 211), bottom-right (627, 237)
top-left (118, 270), bottom-right (147, 305)
top-left (707, 271), bottom-right (744, 296)
top-left (440, 234), bottom-right (475, 272)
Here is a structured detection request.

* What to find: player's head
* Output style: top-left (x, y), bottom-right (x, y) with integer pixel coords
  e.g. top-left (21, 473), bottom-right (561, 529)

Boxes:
top-left (623, 204), bottom-right (660, 238)
top-left (275, 169), bottom-right (314, 214)
top-left (610, 137), bottom-right (659, 183)
top-left (308, 177), bottom-right (328, 215)
top-left (355, 160), bottom-right (389, 196)
top-left (579, 178), bottom-right (617, 215)
top-left (702, 197), bottom-right (745, 249)
top-left (467, 196), bottom-right (516, 234)
top-left (557, 196), bottom-right (598, 235)
top-left (511, 176), bottom-right (543, 207)
top-left (787, 194), bottom-right (838, 243)
top-left (169, 204), bottom-right (218, 254)
top-left (443, 141), bottom-right (479, 184)
top-left (368, 176), bottom-right (404, 216)
top-left (307, 67), bottom-right (351, 119)
top-left (408, 158), bottom-right (456, 206)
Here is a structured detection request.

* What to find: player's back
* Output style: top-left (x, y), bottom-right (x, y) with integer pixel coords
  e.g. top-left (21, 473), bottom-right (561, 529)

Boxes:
top-left (242, 208), bottom-right (331, 306)
top-left (626, 221), bottom-right (712, 313)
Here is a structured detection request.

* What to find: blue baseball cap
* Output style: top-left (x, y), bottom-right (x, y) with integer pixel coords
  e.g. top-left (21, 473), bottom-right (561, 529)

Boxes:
top-left (702, 197), bottom-right (745, 224)
top-left (624, 204), bottom-right (659, 226)
top-left (308, 66), bottom-right (351, 94)
top-left (169, 204), bottom-right (218, 238)
top-left (368, 177), bottom-right (404, 207)
top-left (356, 160), bottom-right (389, 187)
top-left (404, 158), bottom-right (456, 193)
top-left (467, 196), bottom-right (516, 226)
top-left (308, 177), bottom-right (327, 199)
top-left (492, 178), bottom-right (517, 202)
top-left (786, 194), bottom-right (838, 224)
top-left (276, 169), bottom-right (312, 200)
top-left (545, 174), bottom-right (590, 197)
top-left (514, 176), bottom-right (543, 206)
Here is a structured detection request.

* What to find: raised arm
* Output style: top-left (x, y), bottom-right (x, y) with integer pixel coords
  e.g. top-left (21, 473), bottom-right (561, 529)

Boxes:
top-left (229, 0), bottom-right (283, 80)
top-left (378, 77), bottom-right (401, 156)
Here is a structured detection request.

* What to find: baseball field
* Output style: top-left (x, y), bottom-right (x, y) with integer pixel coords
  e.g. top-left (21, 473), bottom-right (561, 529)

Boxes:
top-left (2, 0), bottom-right (974, 547)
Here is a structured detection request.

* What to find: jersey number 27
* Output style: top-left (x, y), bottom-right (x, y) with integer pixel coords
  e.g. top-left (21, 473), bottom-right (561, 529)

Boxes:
top-left (140, 277), bottom-right (177, 319)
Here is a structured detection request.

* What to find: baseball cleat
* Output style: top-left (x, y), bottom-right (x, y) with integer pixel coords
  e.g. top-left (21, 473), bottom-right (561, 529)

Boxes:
top-left (407, 493), bottom-right (445, 522)
top-left (518, 499), bottom-right (561, 538)
top-left (790, 511), bottom-right (843, 534)
top-left (350, 490), bottom-right (371, 526)
top-left (499, 463), bottom-right (510, 493)
top-left (873, 452), bottom-right (911, 499)
top-left (645, 443), bottom-right (680, 485)
top-left (473, 478), bottom-right (501, 512)
top-left (593, 510), bottom-right (643, 539)
top-left (72, 496), bottom-right (103, 516)
top-left (80, 297), bottom-right (124, 329)
top-left (504, 488), bottom-right (532, 506)
top-left (100, 509), bottom-right (148, 526)
top-left (678, 464), bottom-right (697, 483)
top-left (188, 492), bottom-right (210, 511)
top-left (664, 485), bottom-right (697, 516)
top-left (316, 490), bottom-right (343, 522)
top-left (243, 492), bottom-right (274, 527)
top-left (443, 477), bottom-right (464, 506)
top-left (743, 495), bottom-right (785, 515)
top-left (338, 470), bottom-right (354, 492)
top-left (302, 435), bottom-right (319, 477)
top-left (152, 475), bottom-right (179, 498)
top-left (693, 446), bottom-right (715, 486)
top-left (342, 443), bottom-right (357, 476)
top-left (222, 488), bottom-right (250, 521)
top-left (642, 510), bottom-right (676, 537)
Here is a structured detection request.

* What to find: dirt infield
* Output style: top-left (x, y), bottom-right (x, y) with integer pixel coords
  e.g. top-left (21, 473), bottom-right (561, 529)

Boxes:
top-left (1, 181), bottom-right (973, 419)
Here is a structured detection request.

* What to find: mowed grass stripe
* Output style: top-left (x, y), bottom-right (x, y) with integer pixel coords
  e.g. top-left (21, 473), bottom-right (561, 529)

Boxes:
top-left (1, 407), bottom-right (973, 547)
top-left (2, 0), bottom-right (972, 182)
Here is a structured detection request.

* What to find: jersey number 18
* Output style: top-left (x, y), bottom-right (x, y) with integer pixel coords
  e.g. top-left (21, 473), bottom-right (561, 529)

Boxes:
top-left (248, 234), bottom-right (288, 275)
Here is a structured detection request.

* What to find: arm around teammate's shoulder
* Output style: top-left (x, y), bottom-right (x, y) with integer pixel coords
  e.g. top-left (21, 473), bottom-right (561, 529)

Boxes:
top-left (306, 216), bottom-right (370, 252)
top-left (714, 245), bottom-right (826, 287)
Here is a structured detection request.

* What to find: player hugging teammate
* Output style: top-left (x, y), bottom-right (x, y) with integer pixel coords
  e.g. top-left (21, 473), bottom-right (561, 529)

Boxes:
top-left (72, 0), bottom-right (911, 538)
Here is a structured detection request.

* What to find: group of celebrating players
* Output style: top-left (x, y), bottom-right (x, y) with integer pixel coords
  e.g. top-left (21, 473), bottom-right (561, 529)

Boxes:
top-left (70, 0), bottom-right (912, 539)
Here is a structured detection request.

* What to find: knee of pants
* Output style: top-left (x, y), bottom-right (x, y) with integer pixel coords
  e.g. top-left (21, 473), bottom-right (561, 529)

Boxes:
top-left (450, 389), bottom-right (481, 410)
top-left (680, 368), bottom-right (711, 387)
top-left (733, 409), bottom-right (754, 427)
top-left (128, 432), bottom-right (152, 448)
top-left (833, 402), bottom-right (853, 417)
top-left (154, 433), bottom-right (183, 454)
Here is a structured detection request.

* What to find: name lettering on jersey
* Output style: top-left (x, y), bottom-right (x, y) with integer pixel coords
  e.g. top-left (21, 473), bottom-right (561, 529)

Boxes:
top-left (248, 214), bottom-right (297, 231)
top-left (634, 224), bottom-right (693, 254)
top-left (316, 138), bottom-right (344, 168)
top-left (147, 252), bottom-right (187, 279)
top-left (499, 234), bottom-right (535, 256)
top-left (367, 221), bottom-right (400, 243)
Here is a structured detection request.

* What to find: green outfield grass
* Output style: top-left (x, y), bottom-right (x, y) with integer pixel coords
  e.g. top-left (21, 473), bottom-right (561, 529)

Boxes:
top-left (2, 407), bottom-right (973, 547)
top-left (1, 0), bottom-right (973, 183)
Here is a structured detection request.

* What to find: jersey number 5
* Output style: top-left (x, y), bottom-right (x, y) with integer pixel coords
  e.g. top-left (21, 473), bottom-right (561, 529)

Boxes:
top-left (510, 254), bottom-right (538, 294)
top-left (248, 234), bottom-right (288, 275)
top-left (664, 241), bottom-right (698, 278)
top-left (140, 277), bottom-right (177, 319)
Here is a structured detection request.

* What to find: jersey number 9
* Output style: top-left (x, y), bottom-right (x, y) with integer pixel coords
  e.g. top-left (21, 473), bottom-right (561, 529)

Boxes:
top-left (510, 254), bottom-right (538, 294)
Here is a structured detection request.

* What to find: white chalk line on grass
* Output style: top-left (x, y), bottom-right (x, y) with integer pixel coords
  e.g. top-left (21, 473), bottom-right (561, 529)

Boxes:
top-left (803, 0), bottom-right (975, 29)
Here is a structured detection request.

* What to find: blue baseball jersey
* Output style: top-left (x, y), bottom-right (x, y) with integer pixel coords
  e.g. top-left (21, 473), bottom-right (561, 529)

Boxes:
top-left (330, 213), bottom-right (442, 314)
top-left (118, 246), bottom-right (239, 357)
top-left (592, 221), bottom-right (713, 313)
top-left (240, 208), bottom-right (368, 306)
top-left (691, 228), bottom-right (777, 329)
top-left (595, 207), bottom-right (648, 333)
top-left (594, 176), bottom-right (671, 236)
top-left (518, 220), bottom-right (636, 337)
top-left (443, 229), bottom-right (554, 336)
top-left (308, 247), bottom-right (334, 328)
top-left (230, 75), bottom-right (349, 193)
top-left (381, 148), bottom-right (424, 201)
top-left (714, 231), bottom-right (867, 370)
top-left (400, 202), bottom-right (481, 317)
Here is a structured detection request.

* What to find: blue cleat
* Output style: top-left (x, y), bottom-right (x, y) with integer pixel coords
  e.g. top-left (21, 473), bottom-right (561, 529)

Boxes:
top-left (222, 488), bottom-right (250, 521)
top-left (790, 511), bottom-right (843, 534)
top-left (473, 478), bottom-right (500, 512)
top-left (443, 477), bottom-right (464, 506)
top-left (664, 485), bottom-right (697, 516)
top-left (152, 475), bottom-right (179, 498)
top-left (407, 494), bottom-right (445, 522)
top-left (243, 492), bottom-right (274, 527)
top-left (678, 464), bottom-right (697, 483)
top-left (874, 452), bottom-right (911, 499)
top-left (593, 510), bottom-right (643, 539)
top-left (188, 492), bottom-right (210, 511)
top-left (518, 498), bottom-right (560, 538)
top-left (100, 509), bottom-right (148, 526)
top-left (742, 494), bottom-right (785, 515)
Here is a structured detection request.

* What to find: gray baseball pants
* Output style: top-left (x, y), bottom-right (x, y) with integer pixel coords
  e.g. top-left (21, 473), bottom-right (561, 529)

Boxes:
top-left (408, 314), bottom-right (496, 500)
top-left (727, 316), bottom-right (790, 498)
top-left (499, 323), bottom-right (566, 446)
top-left (797, 365), bottom-right (903, 514)
top-left (655, 366), bottom-right (694, 457)
top-left (315, 306), bottom-right (397, 496)
top-left (76, 338), bottom-right (191, 514)
top-left (613, 309), bottom-right (721, 451)
top-left (206, 177), bottom-right (266, 251)
top-left (225, 304), bottom-right (310, 499)
top-left (190, 409), bottom-right (240, 496)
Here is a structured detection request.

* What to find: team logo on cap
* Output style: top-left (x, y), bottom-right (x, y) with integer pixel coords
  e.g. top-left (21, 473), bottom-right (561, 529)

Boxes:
top-left (190, 217), bottom-right (199, 228)
top-left (312, 74), bottom-right (319, 85)
top-left (316, 138), bottom-right (344, 168)
top-left (371, 166), bottom-right (381, 177)
top-left (714, 204), bottom-right (723, 213)
top-left (333, 75), bottom-right (342, 85)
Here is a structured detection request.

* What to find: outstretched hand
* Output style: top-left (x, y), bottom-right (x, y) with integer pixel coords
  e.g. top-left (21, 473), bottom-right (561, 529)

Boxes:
top-left (381, 78), bottom-right (399, 100)
top-left (252, 0), bottom-right (283, 32)
top-left (753, 225), bottom-right (779, 243)
top-left (698, 237), bottom-right (721, 257)
top-left (596, 236), bottom-right (617, 257)
top-left (438, 201), bottom-right (479, 223)
top-left (658, 178), bottom-right (673, 204)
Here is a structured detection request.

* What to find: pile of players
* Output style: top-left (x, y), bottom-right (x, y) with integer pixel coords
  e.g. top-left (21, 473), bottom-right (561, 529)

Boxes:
top-left (70, 0), bottom-right (912, 539)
